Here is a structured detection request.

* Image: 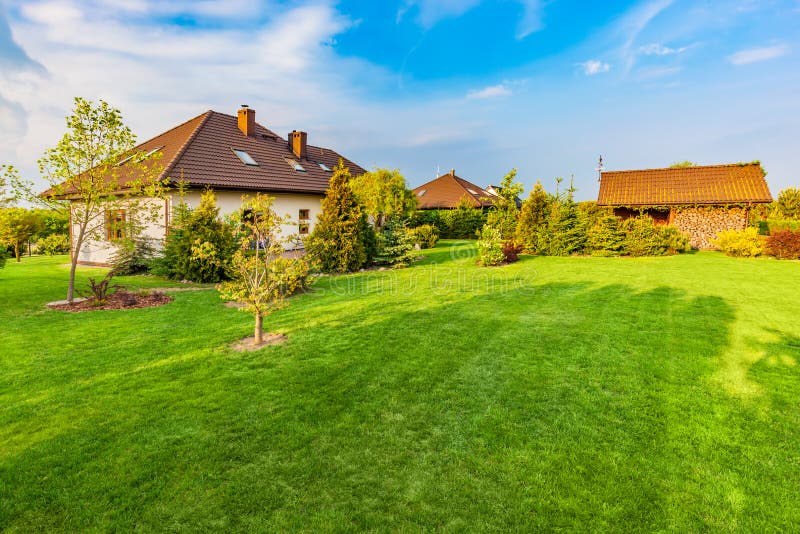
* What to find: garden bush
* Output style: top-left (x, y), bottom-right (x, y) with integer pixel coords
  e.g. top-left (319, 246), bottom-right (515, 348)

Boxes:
top-left (109, 237), bottom-right (157, 275)
top-left (766, 229), bottom-right (800, 260)
top-left (476, 226), bottom-right (505, 266)
top-left (711, 228), bottom-right (763, 257)
top-left (502, 240), bottom-right (523, 263)
top-left (587, 215), bottom-right (626, 256)
top-left (36, 233), bottom-right (70, 255)
top-left (153, 189), bottom-right (237, 282)
top-left (408, 224), bottom-right (438, 249)
top-left (375, 217), bottom-right (414, 267)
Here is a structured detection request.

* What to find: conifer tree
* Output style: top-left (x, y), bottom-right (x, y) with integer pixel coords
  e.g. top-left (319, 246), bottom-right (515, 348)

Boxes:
top-left (305, 160), bottom-right (374, 273)
top-left (515, 181), bottom-right (550, 253)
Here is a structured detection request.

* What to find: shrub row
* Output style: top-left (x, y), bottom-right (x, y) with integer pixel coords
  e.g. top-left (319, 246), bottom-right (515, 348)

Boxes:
top-left (712, 228), bottom-right (800, 259)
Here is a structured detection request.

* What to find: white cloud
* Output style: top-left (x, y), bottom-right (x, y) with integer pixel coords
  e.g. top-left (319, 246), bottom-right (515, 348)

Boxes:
top-left (579, 60), bottom-right (611, 76)
top-left (639, 43), bottom-right (689, 56)
top-left (466, 83), bottom-right (512, 99)
top-left (728, 44), bottom-right (789, 65)
top-left (398, 0), bottom-right (544, 39)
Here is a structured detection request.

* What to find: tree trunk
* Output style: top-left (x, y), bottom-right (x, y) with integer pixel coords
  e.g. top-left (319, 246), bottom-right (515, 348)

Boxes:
top-left (14, 242), bottom-right (20, 262)
top-left (68, 223), bottom-right (86, 303)
top-left (254, 314), bottom-right (263, 344)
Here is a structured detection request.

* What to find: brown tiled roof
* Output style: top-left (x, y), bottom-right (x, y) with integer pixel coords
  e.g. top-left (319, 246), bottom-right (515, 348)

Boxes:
top-left (47, 110), bottom-right (365, 197)
top-left (597, 163), bottom-right (773, 206)
top-left (412, 171), bottom-right (497, 209)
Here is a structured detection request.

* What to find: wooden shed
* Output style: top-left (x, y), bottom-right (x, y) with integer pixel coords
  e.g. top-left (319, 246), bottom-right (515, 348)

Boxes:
top-left (597, 163), bottom-right (773, 249)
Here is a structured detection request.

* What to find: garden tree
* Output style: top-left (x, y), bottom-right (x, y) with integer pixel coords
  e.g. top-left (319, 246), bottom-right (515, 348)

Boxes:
top-left (515, 181), bottom-right (550, 253)
top-left (486, 168), bottom-right (524, 239)
top-left (2, 97), bottom-right (166, 302)
top-left (776, 187), bottom-right (800, 220)
top-left (349, 168), bottom-right (417, 229)
top-left (219, 194), bottom-right (310, 345)
top-left (157, 188), bottom-right (236, 282)
top-left (538, 179), bottom-right (587, 256)
top-left (0, 208), bottom-right (43, 261)
top-left (375, 216), bottom-right (415, 267)
top-left (305, 160), bottom-right (375, 273)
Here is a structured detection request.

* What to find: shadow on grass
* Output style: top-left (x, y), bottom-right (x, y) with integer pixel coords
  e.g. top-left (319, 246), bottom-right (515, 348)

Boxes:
top-left (13, 277), bottom-right (795, 531)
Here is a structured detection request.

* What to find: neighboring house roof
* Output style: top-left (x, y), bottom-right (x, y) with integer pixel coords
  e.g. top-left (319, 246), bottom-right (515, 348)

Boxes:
top-left (412, 170), bottom-right (497, 209)
top-left (597, 163), bottom-right (773, 206)
top-left (46, 108), bottom-right (365, 198)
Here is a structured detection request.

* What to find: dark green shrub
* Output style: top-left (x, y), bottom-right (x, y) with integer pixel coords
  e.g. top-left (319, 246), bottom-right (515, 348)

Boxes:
top-left (409, 224), bottom-right (439, 249)
top-left (538, 197), bottom-right (587, 256)
top-left (36, 233), bottom-right (70, 255)
top-left (305, 160), bottom-right (374, 273)
top-left (110, 237), bottom-right (157, 275)
top-left (375, 217), bottom-right (414, 267)
top-left (766, 229), bottom-right (800, 259)
top-left (658, 226), bottom-right (691, 254)
top-left (441, 206), bottom-right (487, 239)
top-left (622, 217), bottom-right (666, 256)
top-left (587, 215), bottom-right (626, 256)
top-left (154, 189), bottom-right (236, 282)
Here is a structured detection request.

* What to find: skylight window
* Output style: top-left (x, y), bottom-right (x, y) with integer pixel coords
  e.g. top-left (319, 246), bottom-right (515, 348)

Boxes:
top-left (142, 147), bottom-right (162, 159)
top-left (467, 189), bottom-right (479, 195)
top-left (233, 149), bottom-right (258, 166)
top-left (417, 190), bottom-right (426, 197)
top-left (116, 155), bottom-right (134, 166)
top-left (318, 162), bottom-right (331, 172)
top-left (287, 159), bottom-right (306, 172)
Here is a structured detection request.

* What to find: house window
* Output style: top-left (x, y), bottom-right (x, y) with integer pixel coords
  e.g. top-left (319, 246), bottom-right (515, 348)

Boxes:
top-left (233, 149), bottom-right (259, 166)
top-left (106, 210), bottom-right (126, 241)
top-left (318, 162), bottom-right (331, 172)
top-left (286, 158), bottom-right (306, 172)
top-left (299, 209), bottom-right (310, 235)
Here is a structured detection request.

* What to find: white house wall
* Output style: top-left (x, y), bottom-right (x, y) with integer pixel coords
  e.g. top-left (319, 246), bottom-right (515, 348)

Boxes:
top-left (74, 191), bottom-right (323, 266)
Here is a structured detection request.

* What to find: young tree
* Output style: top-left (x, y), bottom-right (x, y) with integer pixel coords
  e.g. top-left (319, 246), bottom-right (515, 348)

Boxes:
top-left (0, 208), bottom-right (43, 261)
top-left (2, 97), bottom-right (166, 302)
top-left (349, 168), bottom-right (417, 230)
top-left (515, 181), bottom-right (550, 253)
top-left (218, 194), bottom-right (310, 345)
top-left (486, 168), bottom-right (524, 239)
top-left (305, 160), bottom-right (375, 273)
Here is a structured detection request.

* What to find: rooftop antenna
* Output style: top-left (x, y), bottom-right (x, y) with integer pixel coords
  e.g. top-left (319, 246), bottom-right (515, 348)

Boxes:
top-left (436, 164), bottom-right (440, 179)
top-left (596, 155), bottom-right (604, 182)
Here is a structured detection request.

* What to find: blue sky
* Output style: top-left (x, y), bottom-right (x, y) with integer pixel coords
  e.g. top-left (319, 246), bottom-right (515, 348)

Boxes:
top-left (1, 0), bottom-right (798, 199)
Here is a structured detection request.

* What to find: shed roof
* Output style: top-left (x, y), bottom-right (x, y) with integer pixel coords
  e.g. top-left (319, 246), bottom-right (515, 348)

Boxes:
top-left (597, 163), bottom-right (772, 206)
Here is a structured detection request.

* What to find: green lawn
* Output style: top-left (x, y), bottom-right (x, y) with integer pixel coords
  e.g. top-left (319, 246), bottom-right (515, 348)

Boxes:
top-left (2, 243), bottom-right (799, 531)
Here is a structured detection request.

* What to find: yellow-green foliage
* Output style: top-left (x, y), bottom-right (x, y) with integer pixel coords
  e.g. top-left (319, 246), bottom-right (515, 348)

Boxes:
top-left (408, 224), bottom-right (438, 249)
top-left (476, 225), bottom-right (505, 266)
top-left (712, 228), bottom-right (763, 257)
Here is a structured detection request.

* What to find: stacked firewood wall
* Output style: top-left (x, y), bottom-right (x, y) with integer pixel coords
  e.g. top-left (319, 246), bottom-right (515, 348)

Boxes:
top-left (672, 207), bottom-right (748, 249)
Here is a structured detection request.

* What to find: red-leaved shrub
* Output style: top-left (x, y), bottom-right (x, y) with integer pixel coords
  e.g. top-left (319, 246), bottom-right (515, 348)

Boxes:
top-left (766, 229), bottom-right (800, 260)
top-left (502, 241), bottom-right (523, 263)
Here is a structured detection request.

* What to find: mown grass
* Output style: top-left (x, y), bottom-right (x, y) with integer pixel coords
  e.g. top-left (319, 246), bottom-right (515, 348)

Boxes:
top-left (1, 243), bottom-right (799, 531)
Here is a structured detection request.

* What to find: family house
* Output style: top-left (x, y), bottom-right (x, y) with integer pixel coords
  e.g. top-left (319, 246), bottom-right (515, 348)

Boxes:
top-left (61, 106), bottom-right (365, 266)
top-left (597, 162), bottom-right (773, 249)
top-left (412, 169), bottom-right (498, 209)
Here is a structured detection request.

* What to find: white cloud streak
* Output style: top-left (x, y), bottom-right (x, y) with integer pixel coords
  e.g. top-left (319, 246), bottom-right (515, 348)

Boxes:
top-left (728, 44), bottom-right (789, 65)
top-left (466, 83), bottom-right (512, 99)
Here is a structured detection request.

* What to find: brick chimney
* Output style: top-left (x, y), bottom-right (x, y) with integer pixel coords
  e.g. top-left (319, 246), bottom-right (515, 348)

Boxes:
top-left (288, 130), bottom-right (307, 160)
top-left (237, 105), bottom-right (256, 137)
top-left (450, 169), bottom-right (455, 176)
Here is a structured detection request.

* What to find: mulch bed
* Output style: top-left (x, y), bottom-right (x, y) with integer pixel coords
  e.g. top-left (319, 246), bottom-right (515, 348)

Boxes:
top-left (49, 290), bottom-right (173, 312)
top-left (231, 333), bottom-right (288, 351)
